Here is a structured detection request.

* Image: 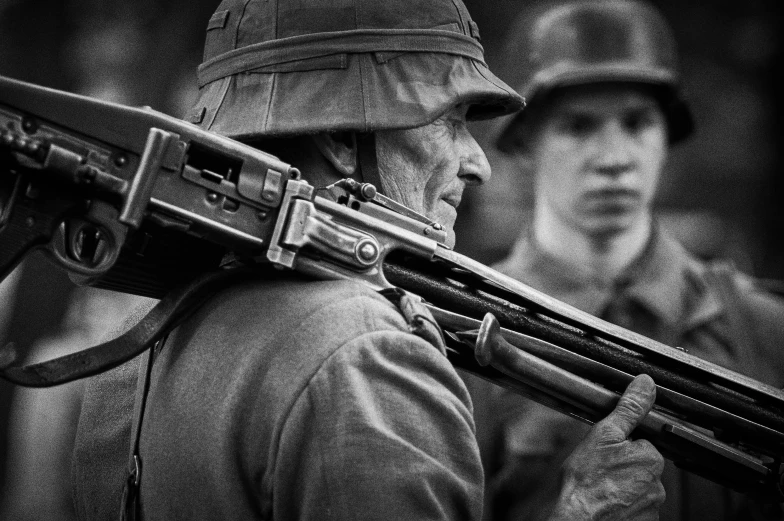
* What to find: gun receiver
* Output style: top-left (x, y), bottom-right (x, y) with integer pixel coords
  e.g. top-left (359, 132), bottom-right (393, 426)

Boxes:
top-left (1, 75), bottom-right (783, 501)
top-left (0, 75), bottom-right (299, 295)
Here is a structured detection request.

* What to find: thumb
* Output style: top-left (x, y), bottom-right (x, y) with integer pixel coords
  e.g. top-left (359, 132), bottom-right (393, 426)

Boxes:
top-left (599, 374), bottom-right (657, 441)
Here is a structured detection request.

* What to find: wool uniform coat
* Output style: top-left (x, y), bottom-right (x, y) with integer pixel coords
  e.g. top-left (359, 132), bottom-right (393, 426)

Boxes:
top-left (73, 275), bottom-right (483, 520)
top-left (467, 228), bottom-right (784, 521)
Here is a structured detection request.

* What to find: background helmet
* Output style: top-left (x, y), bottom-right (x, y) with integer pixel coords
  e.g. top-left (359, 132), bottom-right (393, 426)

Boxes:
top-left (496, 0), bottom-right (694, 153)
top-left (187, 0), bottom-right (525, 141)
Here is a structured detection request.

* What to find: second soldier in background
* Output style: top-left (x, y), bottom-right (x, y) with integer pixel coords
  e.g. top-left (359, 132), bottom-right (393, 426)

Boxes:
top-left (473, 0), bottom-right (784, 520)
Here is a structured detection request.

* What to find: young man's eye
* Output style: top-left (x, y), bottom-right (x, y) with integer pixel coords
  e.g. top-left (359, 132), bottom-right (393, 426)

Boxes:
top-left (623, 110), bottom-right (655, 133)
top-left (560, 115), bottom-right (596, 136)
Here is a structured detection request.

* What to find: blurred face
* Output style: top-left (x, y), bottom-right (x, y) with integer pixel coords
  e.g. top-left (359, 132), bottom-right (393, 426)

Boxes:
top-left (527, 84), bottom-right (668, 238)
top-left (376, 104), bottom-right (491, 248)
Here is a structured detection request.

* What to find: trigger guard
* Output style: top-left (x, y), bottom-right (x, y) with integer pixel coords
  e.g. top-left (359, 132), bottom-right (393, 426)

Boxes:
top-left (45, 200), bottom-right (127, 279)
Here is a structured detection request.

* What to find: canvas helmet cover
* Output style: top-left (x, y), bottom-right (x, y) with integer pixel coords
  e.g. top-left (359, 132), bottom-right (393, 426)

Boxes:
top-left (187, 0), bottom-right (525, 141)
top-left (496, 0), bottom-right (693, 153)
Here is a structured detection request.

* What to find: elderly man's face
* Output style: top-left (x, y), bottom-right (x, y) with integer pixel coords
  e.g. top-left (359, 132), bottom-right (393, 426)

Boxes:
top-left (376, 104), bottom-right (491, 248)
top-left (528, 84), bottom-right (668, 238)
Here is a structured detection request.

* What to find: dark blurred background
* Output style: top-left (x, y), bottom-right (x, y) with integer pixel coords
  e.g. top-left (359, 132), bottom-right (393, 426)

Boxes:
top-left (0, 0), bottom-right (781, 518)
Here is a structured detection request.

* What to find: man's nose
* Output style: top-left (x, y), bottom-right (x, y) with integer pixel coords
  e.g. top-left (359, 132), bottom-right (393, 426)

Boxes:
top-left (458, 127), bottom-right (491, 186)
top-left (593, 120), bottom-right (634, 176)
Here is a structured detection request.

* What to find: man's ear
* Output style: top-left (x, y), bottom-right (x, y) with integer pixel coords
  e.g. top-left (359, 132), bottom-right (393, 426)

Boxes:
top-left (312, 132), bottom-right (358, 177)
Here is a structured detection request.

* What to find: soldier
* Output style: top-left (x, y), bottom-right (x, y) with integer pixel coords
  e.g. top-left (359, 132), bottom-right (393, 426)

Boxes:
top-left (71, 0), bottom-right (667, 519)
top-left (483, 1), bottom-right (784, 520)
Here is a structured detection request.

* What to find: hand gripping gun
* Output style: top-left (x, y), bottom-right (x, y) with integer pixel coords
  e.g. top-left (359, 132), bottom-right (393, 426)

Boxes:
top-left (1, 75), bottom-right (784, 501)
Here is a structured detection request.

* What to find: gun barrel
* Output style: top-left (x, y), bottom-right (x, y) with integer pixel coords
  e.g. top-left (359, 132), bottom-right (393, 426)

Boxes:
top-left (384, 260), bottom-right (784, 436)
top-left (2, 72), bottom-right (783, 500)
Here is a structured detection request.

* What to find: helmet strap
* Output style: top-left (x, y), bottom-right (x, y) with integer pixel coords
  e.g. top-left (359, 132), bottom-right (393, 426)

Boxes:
top-left (356, 132), bottom-right (384, 196)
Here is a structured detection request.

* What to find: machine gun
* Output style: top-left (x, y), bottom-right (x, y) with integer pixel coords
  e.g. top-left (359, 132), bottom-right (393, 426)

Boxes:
top-left (1, 75), bottom-right (783, 501)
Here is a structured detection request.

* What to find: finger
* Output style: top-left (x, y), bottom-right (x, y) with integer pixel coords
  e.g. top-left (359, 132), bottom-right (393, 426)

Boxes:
top-left (615, 478), bottom-right (666, 521)
top-left (600, 374), bottom-right (657, 441)
top-left (630, 439), bottom-right (666, 476)
top-left (626, 511), bottom-right (661, 521)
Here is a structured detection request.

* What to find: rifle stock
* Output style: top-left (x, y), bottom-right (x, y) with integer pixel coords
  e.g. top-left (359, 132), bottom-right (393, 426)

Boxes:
top-left (1, 75), bottom-right (783, 501)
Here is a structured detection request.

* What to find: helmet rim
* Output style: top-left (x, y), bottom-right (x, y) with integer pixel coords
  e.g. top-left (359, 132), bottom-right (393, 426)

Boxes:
top-left (188, 0), bottom-right (525, 140)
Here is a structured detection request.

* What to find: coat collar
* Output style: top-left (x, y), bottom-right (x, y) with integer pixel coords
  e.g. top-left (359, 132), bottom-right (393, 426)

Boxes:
top-left (494, 226), bottom-right (723, 333)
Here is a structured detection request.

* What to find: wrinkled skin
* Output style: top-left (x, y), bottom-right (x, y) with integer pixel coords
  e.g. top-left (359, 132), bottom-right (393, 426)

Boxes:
top-left (370, 107), bottom-right (666, 519)
top-left (376, 104), bottom-right (491, 248)
top-left (549, 375), bottom-right (666, 521)
top-left (320, 104), bottom-right (667, 520)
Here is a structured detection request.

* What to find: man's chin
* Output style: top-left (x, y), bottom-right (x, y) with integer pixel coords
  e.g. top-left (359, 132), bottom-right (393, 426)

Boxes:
top-left (444, 230), bottom-right (456, 249)
top-left (435, 205), bottom-right (458, 229)
top-left (439, 219), bottom-right (457, 249)
top-left (580, 217), bottom-right (636, 239)
top-left (429, 204), bottom-right (457, 246)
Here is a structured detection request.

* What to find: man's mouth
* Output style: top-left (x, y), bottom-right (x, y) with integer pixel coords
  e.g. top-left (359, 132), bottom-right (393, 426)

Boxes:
top-left (581, 187), bottom-right (642, 214)
top-left (584, 187), bottom-right (640, 201)
top-left (441, 194), bottom-right (462, 209)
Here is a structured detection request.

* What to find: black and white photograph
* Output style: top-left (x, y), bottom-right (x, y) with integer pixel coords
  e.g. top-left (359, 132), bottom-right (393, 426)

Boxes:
top-left (0, 1), bottom-right (783, 520)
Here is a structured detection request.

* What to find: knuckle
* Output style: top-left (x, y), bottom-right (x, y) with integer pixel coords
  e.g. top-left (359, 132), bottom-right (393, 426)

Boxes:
top-left (605, 412), bottom-right (634, 436)
top-left (591, 418), bottom-right (616, 438)
top-left (623, 439), bottom-right (665, 476)
top-left (618, 395), bottom-right (648, 419)
top-left (632, 439), bottom-right (663, 460)
top-left (655, 482), bottom-right (666, 504)
top-left (639, 439), bottom-right (664, 461)
top-left (633, 438), bottom-right (656, 453)
top-left (652, 452), bottom-right (665, 474)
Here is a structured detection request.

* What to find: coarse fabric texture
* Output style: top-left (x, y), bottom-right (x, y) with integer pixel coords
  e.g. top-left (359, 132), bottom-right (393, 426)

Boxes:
top-left (188, 0), bottom-right (524, 139)
top-left (71, 300), bottom-right (157, 521)
top-left (464, 228), bottom-right (784, 521)
top-left (72, 275), bottom-right (483, 520)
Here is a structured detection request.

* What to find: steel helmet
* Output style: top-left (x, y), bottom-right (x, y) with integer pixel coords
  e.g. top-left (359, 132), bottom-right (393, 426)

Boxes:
top-left (496, 0), bottom-right (693, 153)
top-left (187, 0), bottom-right (525, 141)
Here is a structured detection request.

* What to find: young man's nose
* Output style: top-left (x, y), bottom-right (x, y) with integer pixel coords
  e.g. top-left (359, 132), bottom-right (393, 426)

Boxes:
top-left (592, 120), bottom-right (635, 176)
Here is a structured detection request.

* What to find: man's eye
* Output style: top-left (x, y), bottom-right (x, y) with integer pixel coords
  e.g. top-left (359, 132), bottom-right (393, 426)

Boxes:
top-left (561, 116), bottom-right (596, 136)
top-left (623, 111), bottom-right (655, 133)
top-left (448, 117), bottom-right (465, 137)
